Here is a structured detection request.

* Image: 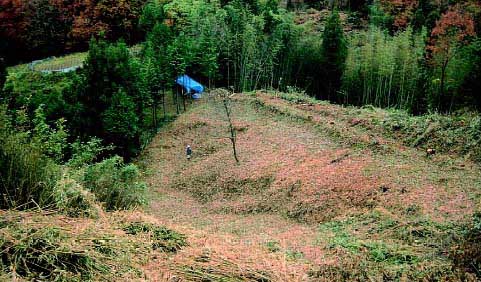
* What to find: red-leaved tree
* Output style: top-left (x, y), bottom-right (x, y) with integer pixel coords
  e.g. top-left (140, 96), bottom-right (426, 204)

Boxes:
top-left (0, 0), bottom-right (146, 63)
top-left (380, 0), bottom-right (419, 30)
top-left (0, 0), bottom-right (28, 63)
top-left (428, 7), bottom-right (475, 110)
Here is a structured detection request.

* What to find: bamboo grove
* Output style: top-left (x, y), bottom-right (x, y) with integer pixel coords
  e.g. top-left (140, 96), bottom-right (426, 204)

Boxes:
top-left (138, 0), bottom-right (481, 114)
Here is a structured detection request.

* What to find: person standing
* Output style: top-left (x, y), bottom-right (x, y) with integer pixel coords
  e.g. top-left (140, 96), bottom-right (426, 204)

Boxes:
top-left (186, 145), bottom-right (192, 160)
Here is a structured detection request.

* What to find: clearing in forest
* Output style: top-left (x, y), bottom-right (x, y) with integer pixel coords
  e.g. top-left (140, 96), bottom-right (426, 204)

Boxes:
top-left (138, 91), bottom-right (481, 281)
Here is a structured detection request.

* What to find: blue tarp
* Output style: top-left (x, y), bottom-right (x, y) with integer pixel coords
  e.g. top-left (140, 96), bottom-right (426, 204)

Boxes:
top-left (176, 75), bottom-right (204, 99)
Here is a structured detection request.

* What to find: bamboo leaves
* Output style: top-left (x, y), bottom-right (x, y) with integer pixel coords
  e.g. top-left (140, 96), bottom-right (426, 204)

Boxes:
top-left (342, 27), bottom-right (426, 111)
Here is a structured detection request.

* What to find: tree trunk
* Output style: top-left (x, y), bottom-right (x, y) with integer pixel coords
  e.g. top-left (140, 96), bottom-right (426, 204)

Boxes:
top-left (153, 103), bottom-right (157, 129)
top-left (223, 95), bottom-right (239, 163)
top-left (182, 88), bottom-right (186, 112)
top-left (439, 57), bottom-right (449, 111)
top-left (174, 88), bottom-right (180, 115)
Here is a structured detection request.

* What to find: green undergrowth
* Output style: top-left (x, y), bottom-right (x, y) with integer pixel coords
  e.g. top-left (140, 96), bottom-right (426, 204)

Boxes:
top-left (0, 124), bottom-right (60, 209)
top-left (123, 222), bottom-right (188, 252)
top-left (265, 240), bottom-right (282, 253)
top-left (54, 175), bottom-right (100, 218)
top-left (83, 157), bottom-right (148, 211)
top-left (268, 90), bottom-right (481, 163)
top-left (313, 211), bottom-right (478, 280)
top-left (451, 212), bottom-right (481, 278)
top-left (378, 111), bottom-right (481, 163)
top-left (1, 103), bottom-right (148, 215)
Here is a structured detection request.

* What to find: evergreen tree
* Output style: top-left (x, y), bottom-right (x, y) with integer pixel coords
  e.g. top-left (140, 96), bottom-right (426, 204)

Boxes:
top-left (320, 10), bottom-right (347, 101)
top-left (75, 39), bottom-right (143, 159)
top-left (102, 89), bottom-right (140, 157)
top-left (139, 0), bottom-right (165, 32)
top-left (147, 22), bottom-right (173, 56)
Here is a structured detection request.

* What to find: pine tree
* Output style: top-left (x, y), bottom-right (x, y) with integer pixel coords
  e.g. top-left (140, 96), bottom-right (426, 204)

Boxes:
top-left (102, 89), bottom-right (140, 157)
top-left (320, 9), bottom-right (347, 101)
top-left (75, 39), bottom-right (143, 159)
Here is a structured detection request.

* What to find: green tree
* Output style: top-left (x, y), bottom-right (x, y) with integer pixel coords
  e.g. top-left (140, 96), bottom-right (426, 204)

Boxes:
top-left (320, 10), bottom-right (347, 100)
top-left (368, 0), bottom-right (394, 30)
top-left (141, 50), bottom-right (161, 127)
top-left (199, 27), bottom-right (220, 88)
top-left (342, 27), bottom-right (426, 111)
top-left (143, 22), bottom-right (174, 119)
top-left (140, 0), bottom-right (166, 32)
top-left (102, 89), bottom-right (140, 157)
top-left (459, 39), bottom-right (481, 111)
top-left (148, 22), bottom-right (173, 51)
top-left (76, 39), bottom-right (143, 159)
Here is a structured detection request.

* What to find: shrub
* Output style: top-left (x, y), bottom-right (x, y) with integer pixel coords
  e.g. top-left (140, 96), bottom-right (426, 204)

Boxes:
top-left (32, 105), bottom-right (68, 163)
top-left (0, 117), bottom-right (60, 209)
top-left (53, 173), bottom-right (99, 218)
top-left (1, 71), bottom-right (75, 122)
top-left (0, 57), bottom-right (6, 92)
top-left (83, 156), bottom-right (147, 210)
top-left (67, 137), bottom-right (112, 168)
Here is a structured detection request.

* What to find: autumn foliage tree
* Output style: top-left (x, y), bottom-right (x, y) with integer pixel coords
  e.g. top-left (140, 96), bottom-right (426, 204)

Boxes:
top-left (379, 0), bottom-right (418, 30)
top-left (0, 0), bottom-right (147, 64)
top-left (428, 7), bottom-right (475, 111)
top-left (0, 0), bottom-right (28, 63)
top-left (70, 0), bottom-right (145, 49)
top-left (24, 0), bottom-right (73, 57)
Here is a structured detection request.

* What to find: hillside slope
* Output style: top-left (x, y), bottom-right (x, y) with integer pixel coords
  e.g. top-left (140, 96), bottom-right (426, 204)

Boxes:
top-left (139, 91), bottom-right (481, 281)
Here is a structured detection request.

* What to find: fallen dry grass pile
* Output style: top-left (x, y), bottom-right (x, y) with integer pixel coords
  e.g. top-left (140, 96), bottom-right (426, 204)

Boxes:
top-left (172, 255), bottom-right (272, 282)
top-left (0, 209), bottom-right (188, 281)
